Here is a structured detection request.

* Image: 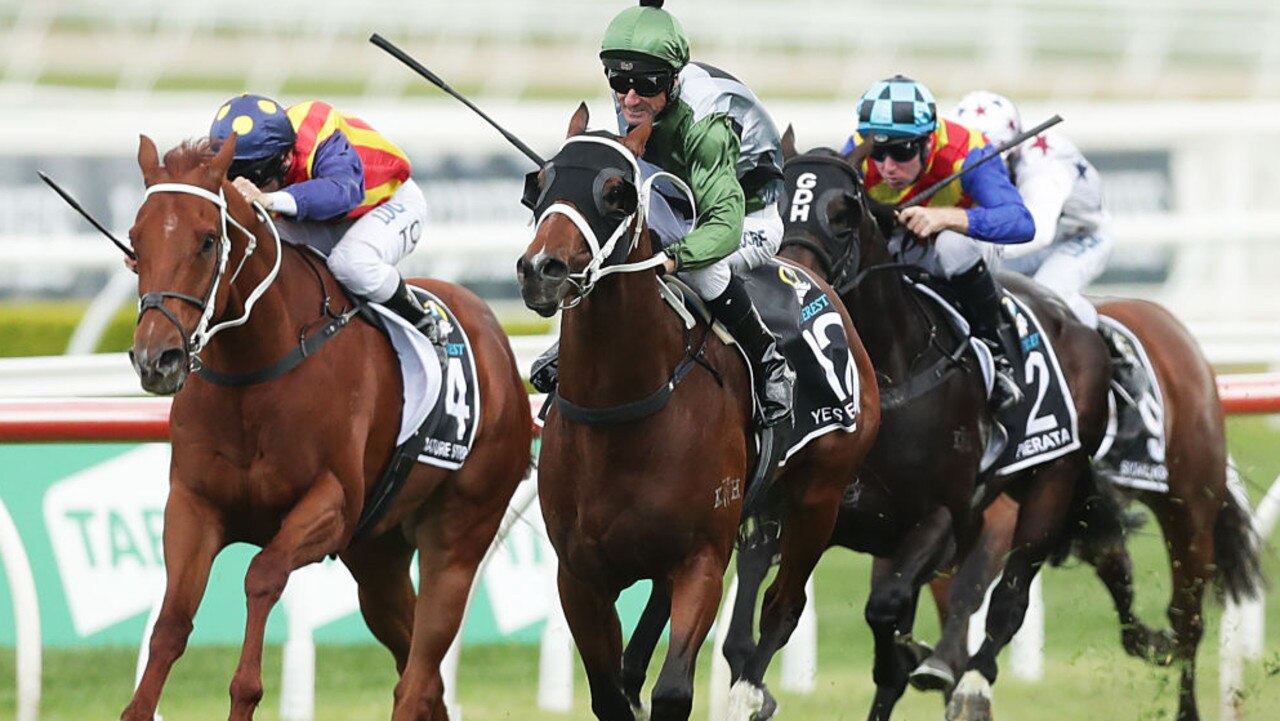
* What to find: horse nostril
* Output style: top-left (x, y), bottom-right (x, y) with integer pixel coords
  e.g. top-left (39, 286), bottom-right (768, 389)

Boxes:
top-left (539, 258), bottom-right (569, 281)
top-left (157, 348), bottom-right (187, 375)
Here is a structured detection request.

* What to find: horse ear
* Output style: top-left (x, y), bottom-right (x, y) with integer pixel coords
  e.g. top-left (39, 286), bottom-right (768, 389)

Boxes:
top-left (621, 121), bottom-right (652, 158)
top-left (138, 134), bottom-right (161, 186)
top-left (845, 139), bottom-right (872, 167)
top-left (207, 133), bottom-right (237, 186)
top-left (567, 102), bottom-right (590, 137)
top-left (781, 125), bottom-right (797, 161)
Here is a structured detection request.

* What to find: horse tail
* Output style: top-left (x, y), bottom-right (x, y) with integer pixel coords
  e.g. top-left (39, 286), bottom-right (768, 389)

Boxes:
top-left (1053, 464), bottom-right (1136, 567)
top-left (1212, 474), bottom-right (1266, 604)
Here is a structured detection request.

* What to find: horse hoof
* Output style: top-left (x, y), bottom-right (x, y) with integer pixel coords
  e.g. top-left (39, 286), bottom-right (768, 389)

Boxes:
top-left (909, 656), bottom-right (957, 693)
top-left (759, 684), bottom-right (779, 721)
top-left (945, 670), bottom-right (993, 721)
top-left (727, 679), bottom-right (765, 721)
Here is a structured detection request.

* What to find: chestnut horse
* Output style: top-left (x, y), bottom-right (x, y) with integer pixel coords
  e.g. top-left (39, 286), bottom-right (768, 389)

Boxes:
top-left (515, 106), bottom-right (877, 721)
top-left (724, 135), bottom-right (1112, 721)
top-left (123, 135), bottom-right (531, 721)
top-left (923, 297), bottom-right (1263, 721)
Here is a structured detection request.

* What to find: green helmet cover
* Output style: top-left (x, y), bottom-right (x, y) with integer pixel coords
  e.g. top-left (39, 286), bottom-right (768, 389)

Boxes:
top-left (600, 4), bottom-right (689, 72)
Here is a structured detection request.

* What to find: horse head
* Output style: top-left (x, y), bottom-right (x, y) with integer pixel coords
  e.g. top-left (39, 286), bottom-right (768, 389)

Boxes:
top-left (129, 133), bottom-right (276, 394)
top-left (515, 103), bottom-right (652, 316)
top-left (777, 127), bottom-right (893, 294)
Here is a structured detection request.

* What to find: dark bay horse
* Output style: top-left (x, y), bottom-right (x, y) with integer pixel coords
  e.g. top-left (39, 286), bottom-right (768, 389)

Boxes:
top-left (723, 133), bottom-right (1112, 721)
top-left (515, 106), bottom-right (878, 721)
top-left (924, 297), bottom-right (1263, 721)
top-left (124, 135), bottom-right (531, 721)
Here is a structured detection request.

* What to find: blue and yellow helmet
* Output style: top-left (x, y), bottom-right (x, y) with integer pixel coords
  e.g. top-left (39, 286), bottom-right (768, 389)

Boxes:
top-left (856, 75), bottom-right (938, 144)
top-left (209, 94), bottom-right (295, 161)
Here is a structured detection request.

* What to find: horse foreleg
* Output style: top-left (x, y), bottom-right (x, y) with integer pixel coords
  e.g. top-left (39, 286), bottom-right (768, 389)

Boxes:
top-left (342, 533), bottom-right (417, 674)
top-left (230, 477), bottom-right (348, 721)
top-left (958, 466), bottom-right (1077, 718)
top-left (866, 505), bottom-right (954, 721)
top-left (122, 486), bottom-right (223, 721)
top-left (392, 485), bottom-right (508, 721)
top-left (651, 552), bottom-right (726, 721)
top-left (723, 529), bottom-right (779, 681)
top-left (916, 494), bottom-right (1019, 695)
top-left (622, 580), bottom-right (671, 710)
top-left (558, 567), bottom-right (634, 721)
top-left (1154, 499), bottom-right (1214, 721)
top-left (730, 488), bottom-right (840, 721)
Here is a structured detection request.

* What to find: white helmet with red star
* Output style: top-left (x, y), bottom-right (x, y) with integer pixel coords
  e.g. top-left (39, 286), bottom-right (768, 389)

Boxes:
top-left (950, 91), bottom-right (1022, 148)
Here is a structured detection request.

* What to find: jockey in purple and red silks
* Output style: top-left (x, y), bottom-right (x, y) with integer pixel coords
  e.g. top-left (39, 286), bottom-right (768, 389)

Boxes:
top-left (208, 93), bottom-right (444, 351)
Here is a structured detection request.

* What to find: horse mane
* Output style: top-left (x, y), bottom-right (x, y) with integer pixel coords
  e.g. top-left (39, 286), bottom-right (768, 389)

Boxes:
top-left (160, 137), bottom-right (217, 176)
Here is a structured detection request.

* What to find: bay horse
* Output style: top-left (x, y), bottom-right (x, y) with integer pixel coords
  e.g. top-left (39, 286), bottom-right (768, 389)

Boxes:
top-left (515, 105), bottom-right (878, 721)
top-left (723, 132), bottom-right (1112, 721)
top-left (922, 297), bottom-right (1263, 721)
top-left (123, 134), bottom-right (531, 721)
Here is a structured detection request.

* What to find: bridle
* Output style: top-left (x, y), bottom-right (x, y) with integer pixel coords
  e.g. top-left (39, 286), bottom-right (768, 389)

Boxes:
top-left (532, 134), bottom-right (696, 308)
top-left (138, 182), bottom-right (282, 365)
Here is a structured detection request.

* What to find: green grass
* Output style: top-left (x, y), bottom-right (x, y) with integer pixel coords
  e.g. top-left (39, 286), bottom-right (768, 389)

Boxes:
top-left (5, 416), bottom-right (1278, 720)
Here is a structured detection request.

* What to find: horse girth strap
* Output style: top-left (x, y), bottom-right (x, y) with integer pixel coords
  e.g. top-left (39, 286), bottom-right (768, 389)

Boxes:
top-left (554, 343), bottom-right (709, 427)
top-left (195, 307), bottom-right (358, 387)
top-left (876, 338), bottom-right (968, 410)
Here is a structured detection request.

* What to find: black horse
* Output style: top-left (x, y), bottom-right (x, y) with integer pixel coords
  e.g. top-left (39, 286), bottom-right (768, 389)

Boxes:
top-left (720, 131), bottom-right (1114, 721)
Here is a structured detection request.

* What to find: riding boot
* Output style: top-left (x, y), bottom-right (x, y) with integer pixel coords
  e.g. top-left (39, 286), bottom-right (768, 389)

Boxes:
top-left (382, 278), bottom-right (448, 364)
top-left (706, 275), bottom-right (795, 428)
top-left (950, 260), bottom-right (1023, 412)
top-left (529, 341), bottom-right (560, 394)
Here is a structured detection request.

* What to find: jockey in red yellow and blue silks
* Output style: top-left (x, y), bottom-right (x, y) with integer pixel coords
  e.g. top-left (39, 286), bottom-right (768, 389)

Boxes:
top-left (209, 94), bottom-right (443, 347)
top-left (842, 75), bottom-right (1033, 411)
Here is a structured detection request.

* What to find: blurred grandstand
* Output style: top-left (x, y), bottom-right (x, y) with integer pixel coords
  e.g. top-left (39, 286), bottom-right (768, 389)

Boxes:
top-left (3, 0), bottom-right (1279, 101)
top-left (1, 0), bottom-right (1279, 351)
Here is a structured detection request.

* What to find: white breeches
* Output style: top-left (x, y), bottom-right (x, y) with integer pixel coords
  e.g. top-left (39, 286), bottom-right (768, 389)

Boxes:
top-left (275, 178), bottom-right (429, 303)
top-left (891, 229), bottom-right (1005, 279)
top-left (1001, 231), bottom-right (1113, 328)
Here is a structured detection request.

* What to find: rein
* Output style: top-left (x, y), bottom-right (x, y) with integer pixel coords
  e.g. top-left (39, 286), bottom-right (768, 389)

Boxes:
top-left (140, 182), bottom-right (355, 387)
top-left (535, 135), bottom-right (696, 308)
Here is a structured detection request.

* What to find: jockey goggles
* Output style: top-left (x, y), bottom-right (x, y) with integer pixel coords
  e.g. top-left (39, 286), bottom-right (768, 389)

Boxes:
top-left (228, 153), bottom-right (289, 189)
top-left (606, 68), bottom-right (673, 97)
top-left (869, 137), bottom-right (927, 163)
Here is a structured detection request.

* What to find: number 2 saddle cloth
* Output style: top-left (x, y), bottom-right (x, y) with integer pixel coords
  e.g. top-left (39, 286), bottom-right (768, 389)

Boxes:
top-left (911, 280), bottom-right (1082, 477)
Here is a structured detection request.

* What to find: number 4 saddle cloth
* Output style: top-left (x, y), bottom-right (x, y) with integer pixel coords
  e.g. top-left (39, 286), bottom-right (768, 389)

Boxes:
top-left (375, 286), bottom-right (481, 471)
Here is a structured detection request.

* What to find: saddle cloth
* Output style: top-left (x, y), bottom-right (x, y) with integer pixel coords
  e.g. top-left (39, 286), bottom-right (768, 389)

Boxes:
top-left (737, 259), bottom-right (863, 465)
top-left (535, 260), bottom-right (861, 465)
top-left (911, 281), bottom-right (1082, 477)
top-left (1092, 316), bottom-right (1169, 492)
top-left (374, 287), bottom-right (481, 470)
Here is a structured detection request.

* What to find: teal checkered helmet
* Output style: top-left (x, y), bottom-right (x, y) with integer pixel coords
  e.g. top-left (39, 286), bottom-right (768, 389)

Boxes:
top-left (857, 75), bottom-right (938, 143)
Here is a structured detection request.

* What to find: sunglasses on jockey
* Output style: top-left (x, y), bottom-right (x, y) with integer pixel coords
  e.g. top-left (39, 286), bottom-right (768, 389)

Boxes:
top-left (868, 137), bottom-right (928, 163)
top-left (228, 152), bottom-right (290, 189)
top-left (606, 68), bottom-right (673, 98)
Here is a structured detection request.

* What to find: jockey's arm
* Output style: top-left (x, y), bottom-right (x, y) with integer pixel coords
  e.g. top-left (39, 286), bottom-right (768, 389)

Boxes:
top-left (1004, 157), bottom-right (1075, 259)
top-left (958, 150), bottom-right (1035, 244)
top-left (279, 132), bottom-right (365, 222)
top-left (663, 114), bottom-right (745, 272)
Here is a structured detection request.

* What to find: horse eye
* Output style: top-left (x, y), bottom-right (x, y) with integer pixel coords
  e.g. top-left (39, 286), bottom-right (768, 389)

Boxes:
top-left (201, 232), bottom-right (218, 254)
